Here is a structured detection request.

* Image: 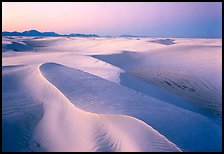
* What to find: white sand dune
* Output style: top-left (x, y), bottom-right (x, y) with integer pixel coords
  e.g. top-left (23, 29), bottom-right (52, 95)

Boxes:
top-left (39, 62), bottom-right (221, 152)
top-left (2, 36), bottom-right (222, 152)
top-left (2, 63), bottom-right (180, 152)
top-left (2, 65), bottom-right (44, 152)
top-left (92, 44), bottom-right (222, 121)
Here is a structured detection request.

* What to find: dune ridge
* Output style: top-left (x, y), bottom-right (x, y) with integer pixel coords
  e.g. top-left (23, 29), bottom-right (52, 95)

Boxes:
top-left (35, 62), bottom-right (181, 152)
top-left (2, 62), bottom-right (181, 152)
top-left (2, 36), bottom-right (222, 152)
top-left (39, 62), bottom-right (222, 152)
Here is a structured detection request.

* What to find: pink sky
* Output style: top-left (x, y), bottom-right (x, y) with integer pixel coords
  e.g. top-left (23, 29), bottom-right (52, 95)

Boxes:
top-left (2, 2), bottom-right (222, 37)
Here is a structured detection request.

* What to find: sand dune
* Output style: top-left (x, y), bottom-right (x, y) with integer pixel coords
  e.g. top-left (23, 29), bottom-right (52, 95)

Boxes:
top-left (39, 62), bottom-right (221, 152)
top-left (92, 45), bottom-right (222, 121)
top-left (2, 36), bottom-right (222, 152)
top-left (2, 63), bottom-right (181, 152)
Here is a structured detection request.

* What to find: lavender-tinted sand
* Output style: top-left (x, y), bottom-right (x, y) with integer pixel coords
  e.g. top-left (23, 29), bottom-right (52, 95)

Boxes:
top-left (2, 36), bottom-right (222, 152)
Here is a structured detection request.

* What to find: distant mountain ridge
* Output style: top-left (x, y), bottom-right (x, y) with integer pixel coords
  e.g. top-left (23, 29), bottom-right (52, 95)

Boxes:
top-left (2, 30), bottom-right (99, 37)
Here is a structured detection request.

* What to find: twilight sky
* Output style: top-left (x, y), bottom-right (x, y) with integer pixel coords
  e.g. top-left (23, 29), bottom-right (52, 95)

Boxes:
top-left (2, 2), bottom-right (222, 37)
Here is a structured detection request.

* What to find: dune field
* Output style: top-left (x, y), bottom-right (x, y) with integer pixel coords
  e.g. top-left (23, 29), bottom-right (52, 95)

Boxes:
top-left (2, 36), bottom-right (222, 152)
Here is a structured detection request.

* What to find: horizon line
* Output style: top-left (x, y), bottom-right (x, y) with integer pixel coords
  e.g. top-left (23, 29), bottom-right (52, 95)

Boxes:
top-left (2, 29), bottom-right (222, 38)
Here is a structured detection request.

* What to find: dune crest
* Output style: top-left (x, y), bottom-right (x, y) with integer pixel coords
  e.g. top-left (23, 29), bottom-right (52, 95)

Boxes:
top-left (2, 36), bottom-right (222, 152)
top-left (2, 62), bottom-right (181, 152)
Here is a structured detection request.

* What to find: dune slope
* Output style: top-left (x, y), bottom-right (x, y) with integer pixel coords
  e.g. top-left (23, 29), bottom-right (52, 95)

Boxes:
top-left (39, 62), bottom-right (221, 152)
top-left (2, 63), bottom-right (181, 152)
top-left (2, 37), bottom-right (222, 152)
